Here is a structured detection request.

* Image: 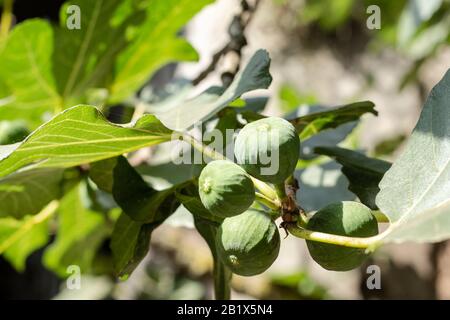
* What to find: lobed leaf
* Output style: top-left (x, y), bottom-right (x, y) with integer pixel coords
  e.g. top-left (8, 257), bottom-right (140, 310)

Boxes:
top-left (112, 156), bottom-right (181, 222)
top-left (109, 156), bottom-right (182, 277)
top-left (0, 105), bottom-right (172, 178)
top-left (54, 0), bottom-right (140, 103)
top-left (110, 199), bottom-right (180, 278)
top-left (176, 185), bottom-right (223, 224)
top-left (0, 201), bottom-right (58, 271)
top-left (0, 20), bottom-right (60, 127)
top-left (0, 0), bottom-right (212, 126)
top-left (155, 50), bottom-right (273, 131)
top-left (0, 168), bottom-right (67, 218)
top-left (289, 101), bottom-right (377, 140)
top-left (377, 69), bottom-right (450, 243)
top-left (43, 181), bottom-right (108, 277)
top-left (110, 213), bottom-right (151, 279)
top-left (110, 0), bottom-right (214, 102)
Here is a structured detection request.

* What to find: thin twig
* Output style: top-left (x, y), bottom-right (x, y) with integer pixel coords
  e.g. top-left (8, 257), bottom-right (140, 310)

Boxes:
top-left (192, 45), bottom-right (228, 86)
top-left (287, 223), bottom-right (383, 250)
top-left (192, 0), bottom-right (262, 87)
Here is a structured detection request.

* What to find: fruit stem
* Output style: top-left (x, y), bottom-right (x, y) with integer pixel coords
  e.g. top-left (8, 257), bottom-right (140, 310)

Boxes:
top-left (181, 132), bottom-right (227, 161)
top-left (213, 260), bottom-right (232, 300)
top-left (0, 0), bottom-right (13, 41)
top-left (372, 210), bottom-right (390, 223)
top-left (255, 192), bottom-right (281, 211)
top-left (251, 177), bottom-right (278, 201)
top-left (274, 182), bottom-right (287, 200)
top-left (181, 132), bottom-right (279, 202)
top-left (286, 222), bottom-right (383, 250)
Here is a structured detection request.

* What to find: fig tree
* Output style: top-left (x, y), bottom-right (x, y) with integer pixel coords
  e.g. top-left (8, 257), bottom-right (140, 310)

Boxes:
top-left (306, 201), bottom-right (378, 271)
top-left (216, 208), bottom-right (280, 276)
top-left (234, 117), bottom-right (299, 184)
top-left (198, 160), bottom-right (255, 218)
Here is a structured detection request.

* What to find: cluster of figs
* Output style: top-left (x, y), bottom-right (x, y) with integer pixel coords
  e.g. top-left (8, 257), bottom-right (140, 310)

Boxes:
top-left (198, 117), bottom-right (379, 276)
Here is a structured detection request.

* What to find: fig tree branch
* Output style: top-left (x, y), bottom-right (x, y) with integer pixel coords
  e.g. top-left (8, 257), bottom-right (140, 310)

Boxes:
top-left (287, 223), bottom-right (384, 250)
top-left (181, 132), bottom-right (389, 249)
top-left (192, 0), bottom-right (261, 87)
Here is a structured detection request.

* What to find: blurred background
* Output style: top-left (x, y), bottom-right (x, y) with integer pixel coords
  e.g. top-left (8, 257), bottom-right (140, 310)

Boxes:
top-left (1, 0), bottom-right (450, 299)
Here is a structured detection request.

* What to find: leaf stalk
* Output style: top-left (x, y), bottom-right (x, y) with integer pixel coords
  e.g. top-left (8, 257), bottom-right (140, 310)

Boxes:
top-left (287, 222), bottom-right (383, 250)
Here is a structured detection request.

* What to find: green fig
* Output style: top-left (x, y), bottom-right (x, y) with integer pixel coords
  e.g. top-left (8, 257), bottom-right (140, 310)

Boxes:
top-left (306, 201), bottom-right (379, 271)
top-left (216, 208), bottom-right (280, 276)
top-left (234, 117), bottom-right (299, 184)
top-left (199, 160), bottom-right (255, 218)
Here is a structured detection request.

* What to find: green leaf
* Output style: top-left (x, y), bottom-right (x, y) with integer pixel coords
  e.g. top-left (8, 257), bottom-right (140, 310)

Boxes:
top-left (382, 200), bottom-right (450, 243)
top-left (176, 185), bottom-right (223, 224)
top-left (315, 146), bottom-right (391, 210)
top-left (112, 156), bottom-right (180, 222)
top-left (136, 161), bottom-right (196, 190)
top-left (110, 198), bottom-right (179, 278)
top-left (0, 19), bottom-right (61, 127)
top-left (0, 0), bottom-right (211, 126)
top-left (110, 0), bottom-right (214, 102)
top-left (110, 213), bottom-right (150, 278)
top-left (0, 105), bottom-right (172, 178)
top-left (377, 69), bottom-right (450, 242)
top-left (54, 0), bottom-right (140, 103)
top-left (240, 110), bottom-right (266, 123)
top-left (295, 161), bottom-right (355, 212)
top-left (110, 156), bottom-right (181, 277)
top-left (289, 101), bottom-right (377, 140)
top-left (43, 181), bottom-right (108, 277)
top-left (240, 97), bottom-right (270, 113)
top-left (212, 108), bottom-right (241, 151)
top-left (89, 157), bottom-right (119, 193)
top-left (0, 168), bottom-right (66, 218)
top-left (0, 201), bottom-right (58, 271)
top-left (155, 50), bottom-right (273, 131)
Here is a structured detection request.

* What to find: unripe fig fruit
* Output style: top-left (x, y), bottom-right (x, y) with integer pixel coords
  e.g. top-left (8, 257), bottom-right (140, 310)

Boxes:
top-left (216, 208), bottom-right (280, 276)
top-left (0, 121), bottom-right (29, 145)
top-left (234, 117), bottom-right (299, 184)
top-left (199, 160), bottom-right (255, 218)
top-left (306, 201), bottom-right (378, 271)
